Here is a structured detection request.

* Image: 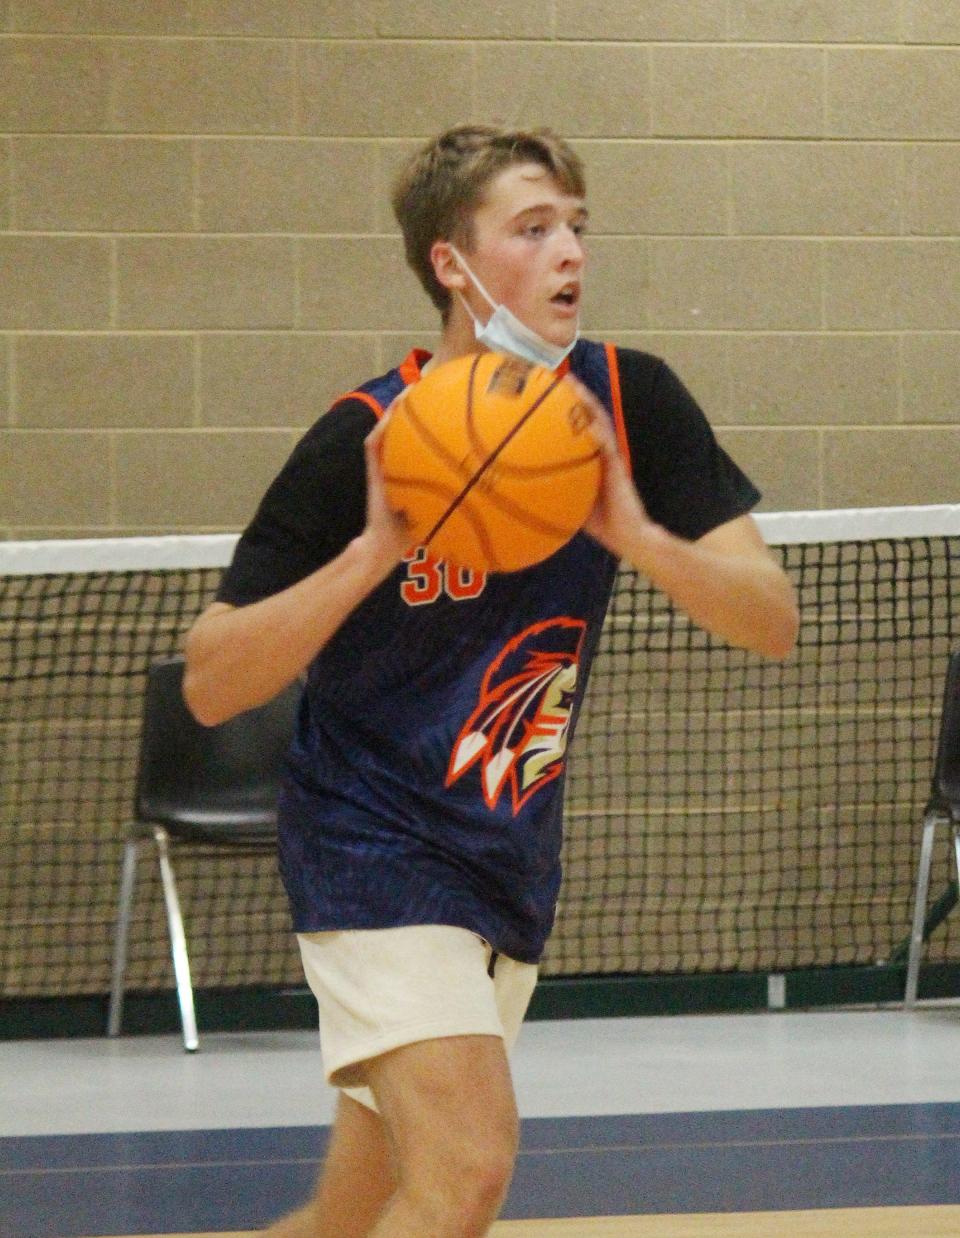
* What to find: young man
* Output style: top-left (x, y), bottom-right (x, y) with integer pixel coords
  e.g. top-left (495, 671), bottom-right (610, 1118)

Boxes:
top-left (184, 125), bottom-right (799, 1237)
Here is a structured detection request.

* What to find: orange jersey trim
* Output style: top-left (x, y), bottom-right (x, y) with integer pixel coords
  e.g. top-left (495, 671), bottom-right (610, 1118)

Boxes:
top-left (332, 349), bottom-right (432, 422)
top-left (338, 389), bottom-right (384, 420)
top-left (604, 341), bottom-right (632, 480)
top-left (399, 348), bottom-right (431, 386)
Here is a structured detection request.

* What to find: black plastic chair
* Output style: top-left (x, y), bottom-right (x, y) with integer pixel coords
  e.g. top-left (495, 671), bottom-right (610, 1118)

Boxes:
top-left (107, 656), bottom-right (301, 1050)
top-left (904, 650), bottom-right (960, 1007)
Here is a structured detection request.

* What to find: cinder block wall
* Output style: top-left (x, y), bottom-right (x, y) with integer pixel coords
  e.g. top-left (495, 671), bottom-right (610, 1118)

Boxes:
top-left (2, 1), bottom-right (959, 539)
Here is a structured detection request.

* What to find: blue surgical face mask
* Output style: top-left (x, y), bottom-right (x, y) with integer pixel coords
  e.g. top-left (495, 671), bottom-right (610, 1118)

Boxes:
top-left (449, 245), bottom-right (579, 371)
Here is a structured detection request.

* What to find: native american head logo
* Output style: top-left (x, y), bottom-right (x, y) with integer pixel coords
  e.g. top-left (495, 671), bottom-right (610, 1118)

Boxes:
top-left (446, 617), bottom-right (586, 815)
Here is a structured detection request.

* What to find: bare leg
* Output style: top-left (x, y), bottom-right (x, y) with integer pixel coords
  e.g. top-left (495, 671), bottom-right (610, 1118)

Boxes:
top-left (264, 1092), bottom-right (396, 1238)
top-left (365, 1034), bottom-right (518, 1238)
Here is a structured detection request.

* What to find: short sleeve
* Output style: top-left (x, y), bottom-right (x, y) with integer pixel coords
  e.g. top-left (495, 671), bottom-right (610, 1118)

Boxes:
top-left (617, 349), bottom-right (761, 541)
top-left (216, 399), bottom-right (376, 607)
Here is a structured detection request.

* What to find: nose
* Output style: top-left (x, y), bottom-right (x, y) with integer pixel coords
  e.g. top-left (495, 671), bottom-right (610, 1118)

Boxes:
top-left (557, 224), bottom-right (586, 269)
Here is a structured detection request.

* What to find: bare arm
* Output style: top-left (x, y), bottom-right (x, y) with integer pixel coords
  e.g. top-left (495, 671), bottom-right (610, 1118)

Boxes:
top-left (603, 509), bottom-right (799, 660)
top-left (183, 421), bottom-right (408, 726)
top-left (581, 388), bottom-right (799, 661)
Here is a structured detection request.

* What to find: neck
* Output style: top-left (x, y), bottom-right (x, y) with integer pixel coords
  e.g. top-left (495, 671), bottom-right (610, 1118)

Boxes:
top-left (426, 303), bottom-right (486, 372)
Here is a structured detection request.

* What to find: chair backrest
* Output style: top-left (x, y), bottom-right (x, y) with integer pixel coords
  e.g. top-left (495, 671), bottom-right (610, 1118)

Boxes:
top-left (136, 656), bottom-right (301, 839)
top-left (933, 650), bottom-right (960, 814)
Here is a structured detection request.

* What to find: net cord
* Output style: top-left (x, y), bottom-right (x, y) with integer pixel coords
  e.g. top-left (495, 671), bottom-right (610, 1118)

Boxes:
top-left (2, 505), bottom-right (959, 576)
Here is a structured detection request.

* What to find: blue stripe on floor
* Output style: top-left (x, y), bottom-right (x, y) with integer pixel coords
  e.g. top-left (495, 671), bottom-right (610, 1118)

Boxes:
top-left (3, 1103), bottom-right (960, 1237)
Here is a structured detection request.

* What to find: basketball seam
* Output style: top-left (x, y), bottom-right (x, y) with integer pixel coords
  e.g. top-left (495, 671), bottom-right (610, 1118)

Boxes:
top-left (459, 466), bottom-right (596, 538)
top-left (462, 362), bottom-right (599, 478)
top-left (424, 358), bottom-right (570, 546)
top-left (383, 470), bottom-right (504, 571)
top-left (399, 392), bottom-right (484, 479)
top-left (400, 359), bottom-right (590, 488)
top-left (387, 466), bottom-right (582, 544)
top-left (476, 446), bottom-right (602, 480)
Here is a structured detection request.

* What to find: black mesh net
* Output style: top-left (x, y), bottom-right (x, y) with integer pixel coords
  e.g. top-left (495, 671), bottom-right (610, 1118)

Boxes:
top-left (1, 524), bottom-right (957, 1000)
top-left (554, 534), bottom-right (959, 975)
top-left (0, 564), bottom-right (301, 997)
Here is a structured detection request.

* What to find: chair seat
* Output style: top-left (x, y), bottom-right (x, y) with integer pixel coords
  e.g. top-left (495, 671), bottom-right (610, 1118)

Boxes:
top-left (143, 808), bottom-right (278, 844)
top-left (142, 797), bottom-right (279, 836)
top-left (148, 817), bottom-right (277, 846)
top-left (927, 793), bottom-right (960, 826)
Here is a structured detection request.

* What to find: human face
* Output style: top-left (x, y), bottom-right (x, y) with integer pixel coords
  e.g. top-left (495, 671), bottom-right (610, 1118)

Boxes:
top-left (457, 162), bottom-right (588, 350)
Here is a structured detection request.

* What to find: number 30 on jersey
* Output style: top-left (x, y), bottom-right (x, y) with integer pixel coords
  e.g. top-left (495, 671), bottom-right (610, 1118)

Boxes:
top-left (401, 548), bottom-right (488, 606)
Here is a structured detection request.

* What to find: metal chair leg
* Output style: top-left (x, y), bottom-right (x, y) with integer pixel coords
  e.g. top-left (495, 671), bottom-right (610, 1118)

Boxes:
top-left (153, 826), bottom-right (199, 1052)
top-left (905, 812), bottom-right (940, 1008)
top-left (953, 825), bottom-right (960, 896)
top-left (107, 837), bottom-right (141, 1037)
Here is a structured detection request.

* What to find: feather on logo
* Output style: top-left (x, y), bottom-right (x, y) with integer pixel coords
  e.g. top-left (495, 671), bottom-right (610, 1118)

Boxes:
top-left (446, 617), bottom-right (586, 814)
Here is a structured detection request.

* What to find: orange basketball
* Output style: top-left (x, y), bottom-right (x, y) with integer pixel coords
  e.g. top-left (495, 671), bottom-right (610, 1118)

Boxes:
top-left (381, 352), bottom-right (603, 573)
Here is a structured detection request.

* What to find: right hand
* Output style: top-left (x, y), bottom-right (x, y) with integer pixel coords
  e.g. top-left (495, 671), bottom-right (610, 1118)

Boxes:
top-left (359, 402), bottom-right (413, 573)
top-left (563, 376), bottom-right (657, 560)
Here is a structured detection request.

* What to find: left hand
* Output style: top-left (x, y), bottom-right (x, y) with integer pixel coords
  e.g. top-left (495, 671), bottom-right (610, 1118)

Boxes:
top-left (565, 376), bottom-right (656, 559)
top-left (561, 380), bottom-right (799, 660)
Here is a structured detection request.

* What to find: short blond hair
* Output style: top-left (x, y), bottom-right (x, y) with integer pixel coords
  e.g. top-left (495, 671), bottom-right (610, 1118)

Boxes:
top-left (391, 124), bottom-right (586, 319)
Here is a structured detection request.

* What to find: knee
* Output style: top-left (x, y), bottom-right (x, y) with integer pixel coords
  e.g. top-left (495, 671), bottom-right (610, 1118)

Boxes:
top-left (459, 1131), bottom-right (517, 1216)
top-left (440, 1124), bottom-right (517, 1228)
top-left (412, 1124), bottom-right (518, 1235)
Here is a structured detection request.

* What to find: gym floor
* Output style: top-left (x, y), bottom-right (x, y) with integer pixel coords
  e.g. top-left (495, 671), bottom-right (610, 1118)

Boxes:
top-left (3, 1005), bottom-right (960, 1237)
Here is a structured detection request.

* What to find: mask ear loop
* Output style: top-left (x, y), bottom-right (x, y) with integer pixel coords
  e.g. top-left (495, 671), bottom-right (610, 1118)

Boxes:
top-left (456, 289), bottom-right (482, 332)
top-left (447, 242), bottom-right (581, 370)
top-left (449, 245), bottom-right (499, 320)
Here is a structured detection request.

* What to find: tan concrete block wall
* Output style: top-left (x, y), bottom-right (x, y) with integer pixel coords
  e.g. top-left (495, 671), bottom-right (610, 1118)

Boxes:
top-left (1, 3), bottom-right (959, 537)
top-left (14, 136), bottom-right (193, 231)
top-left (0, 135), bottom-right (10, 227)
top-left (115, 237), bottom-right (297, 329)
top-left (0, 335), bottom-right (9, 426)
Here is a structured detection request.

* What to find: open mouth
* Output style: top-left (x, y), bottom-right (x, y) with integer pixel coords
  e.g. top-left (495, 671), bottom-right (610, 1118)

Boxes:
top-left (551, 286), bottom-right (579, 308)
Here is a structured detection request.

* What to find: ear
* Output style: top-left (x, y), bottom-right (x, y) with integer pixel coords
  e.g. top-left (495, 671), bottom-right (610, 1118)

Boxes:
top-left (430, 240), bottom-right (467, 294)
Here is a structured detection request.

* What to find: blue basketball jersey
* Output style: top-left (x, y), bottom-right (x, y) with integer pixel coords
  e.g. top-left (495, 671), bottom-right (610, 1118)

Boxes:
top-left (219, 339), bottom-right (760, 962)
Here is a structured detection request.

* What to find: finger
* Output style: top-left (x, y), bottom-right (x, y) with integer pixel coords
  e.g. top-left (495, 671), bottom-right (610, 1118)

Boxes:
top-left (363, 420), bottom-right (413, 541)
top-left (563, 374), bottom-right (605, 416)
top-left (589, 411), bottom-right (617, 457)
top-left (365, 419), bottom-right (387, 453)
top-left (562, 376), bottom-right (616, 454)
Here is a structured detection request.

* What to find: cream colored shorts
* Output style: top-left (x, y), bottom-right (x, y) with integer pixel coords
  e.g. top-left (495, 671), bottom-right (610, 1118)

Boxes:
top-left (297, 924), bottom-right (539, 1112)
